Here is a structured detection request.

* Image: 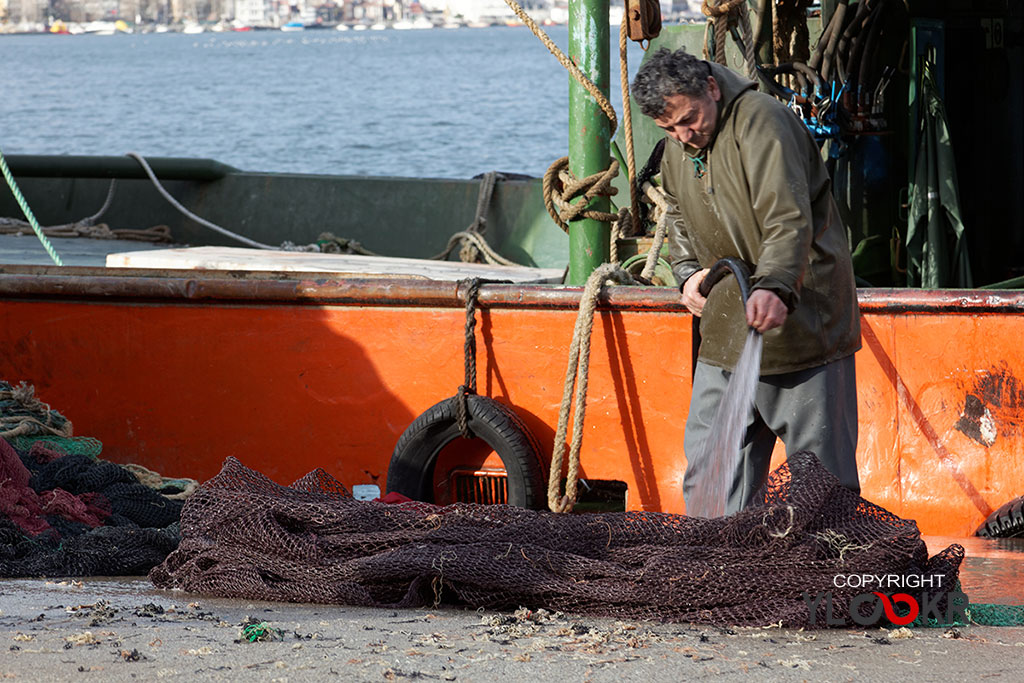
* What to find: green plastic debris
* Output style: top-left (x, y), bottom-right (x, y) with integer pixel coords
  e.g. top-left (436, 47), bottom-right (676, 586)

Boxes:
top-left (240, 618), bottom-right (285, 643)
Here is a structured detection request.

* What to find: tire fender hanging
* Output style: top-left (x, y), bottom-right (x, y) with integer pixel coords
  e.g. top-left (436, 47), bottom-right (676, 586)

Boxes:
top-left (976, 495), bottom-right (1024, 538)
top-left (386, 394), bottom-right (545, 509)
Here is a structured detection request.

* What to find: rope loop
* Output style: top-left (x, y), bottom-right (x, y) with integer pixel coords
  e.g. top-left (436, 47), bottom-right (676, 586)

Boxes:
top-left (542, 157), bottom-right (621, 233)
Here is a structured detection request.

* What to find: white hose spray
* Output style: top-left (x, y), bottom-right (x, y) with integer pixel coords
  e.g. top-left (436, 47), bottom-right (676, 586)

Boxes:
top-left (686, 328), bottom-right (763, 518)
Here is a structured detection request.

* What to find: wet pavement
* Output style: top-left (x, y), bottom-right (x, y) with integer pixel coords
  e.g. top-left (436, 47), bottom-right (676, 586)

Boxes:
top-left (2, 569), bottom-right (1024, 682)
top-left (925, 535), bottom-right (1024, 605)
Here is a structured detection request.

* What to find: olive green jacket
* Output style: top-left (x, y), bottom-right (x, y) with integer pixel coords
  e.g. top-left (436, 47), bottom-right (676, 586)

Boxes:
top-left (663, 63), bottom-right (861, 375)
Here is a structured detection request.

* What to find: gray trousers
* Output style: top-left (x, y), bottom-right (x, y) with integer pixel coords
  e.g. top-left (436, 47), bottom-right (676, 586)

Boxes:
top-left (683, 355), bottom-right (859, 516)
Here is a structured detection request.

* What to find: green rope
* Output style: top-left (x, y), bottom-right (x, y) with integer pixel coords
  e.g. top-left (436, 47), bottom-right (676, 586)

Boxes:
top-left (690, 154), bottom-right (707, 179)
top-left (0, 147), bottom-right (63, 266)
top-left (7, 435), bottom-right (104, 459)
top-left (241, 620), bottom-right (284, 642)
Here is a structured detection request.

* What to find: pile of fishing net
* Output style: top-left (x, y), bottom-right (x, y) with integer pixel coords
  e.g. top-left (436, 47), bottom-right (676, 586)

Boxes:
top-left (0, 381), bottom-right (188, 578)
top-left (150, 452), bottom-right (965, 627)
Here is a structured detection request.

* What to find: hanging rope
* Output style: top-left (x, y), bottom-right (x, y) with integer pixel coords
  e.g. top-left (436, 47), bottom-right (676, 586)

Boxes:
top-left (454, 278), bottom-right (484, 439)
top-left (502, 0), bottom-right (618, 132)
top-left (126, 152), bottom-right (280, 251)
top-left (503, 0), bottom-right (628, 253)
top-left (702, 0), bottom-right (759, 81)
top-left (547, 264), bottom-right (635, 513)
top-left (618, 19), bottom-right (641, 234)
top-left (639, 183), bottom-right (671, 282)
top-left (0, 147), bottom-right (63, 265)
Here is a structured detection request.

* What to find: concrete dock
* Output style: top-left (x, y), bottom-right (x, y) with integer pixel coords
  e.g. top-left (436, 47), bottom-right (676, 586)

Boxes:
top-left (1, 575), bottom-right (1023, 682)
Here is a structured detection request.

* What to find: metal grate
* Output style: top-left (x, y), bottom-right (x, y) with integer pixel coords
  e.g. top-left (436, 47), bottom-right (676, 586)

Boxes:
top-left (450, 470), bottom-right (508, 505)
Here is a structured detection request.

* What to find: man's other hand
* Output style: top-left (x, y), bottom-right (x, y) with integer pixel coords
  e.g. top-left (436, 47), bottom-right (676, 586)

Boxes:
top-left (681, 268), bottom-right (710, 316)
top-left (746, 289), bottom-right (787, 332)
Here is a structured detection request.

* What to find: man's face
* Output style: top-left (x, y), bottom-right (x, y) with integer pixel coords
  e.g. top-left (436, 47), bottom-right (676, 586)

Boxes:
top-left (653, 76), bottom-right (721, 149)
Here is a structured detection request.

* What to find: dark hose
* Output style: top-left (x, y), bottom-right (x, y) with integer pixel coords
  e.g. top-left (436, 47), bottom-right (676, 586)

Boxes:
top-left (698, 257), bottom-right (754, 304)
top-left (836, 0), bottom-right (872, 84)
top-left (808, 9), bottom-right (836, 71)
top-left (689, 257), bottom-right (755, 381)
top-left (857, 0), bottom-right (888, 113)
top-left (820, 1), bottom-right (849, 82)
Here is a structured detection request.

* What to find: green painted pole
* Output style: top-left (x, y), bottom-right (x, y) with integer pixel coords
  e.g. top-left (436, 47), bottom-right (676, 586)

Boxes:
top-left (567, 0), bottom-right (611, 285)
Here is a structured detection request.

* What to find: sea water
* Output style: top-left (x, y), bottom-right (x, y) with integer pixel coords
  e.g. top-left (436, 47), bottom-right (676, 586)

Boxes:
top-left (0, 27), bottom-right (645, 179)
top-left (687, 329), bottom-right (763, 518)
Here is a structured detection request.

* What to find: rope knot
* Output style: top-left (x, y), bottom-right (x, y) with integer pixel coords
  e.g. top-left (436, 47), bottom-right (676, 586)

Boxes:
top-left (542, 157), bottom-right (621, 233)
top-left (455, 385), bottom-right (474, 439)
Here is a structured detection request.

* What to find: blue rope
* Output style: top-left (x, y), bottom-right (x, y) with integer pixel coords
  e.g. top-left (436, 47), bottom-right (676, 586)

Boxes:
top-left (0, 148), bottom-right (63, 266)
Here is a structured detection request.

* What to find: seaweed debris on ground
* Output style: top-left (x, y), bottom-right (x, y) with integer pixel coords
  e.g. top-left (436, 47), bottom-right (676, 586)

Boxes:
top-left (1, 577), bottom-right (1022, 682)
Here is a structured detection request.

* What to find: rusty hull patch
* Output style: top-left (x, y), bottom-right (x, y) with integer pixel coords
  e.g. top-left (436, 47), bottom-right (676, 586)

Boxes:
top-left (955, 364), bottom-right (1024, 447)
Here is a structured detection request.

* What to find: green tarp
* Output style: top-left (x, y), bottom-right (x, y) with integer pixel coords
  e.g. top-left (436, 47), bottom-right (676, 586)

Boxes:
top-left (906, 60), bottom-right (972, 289)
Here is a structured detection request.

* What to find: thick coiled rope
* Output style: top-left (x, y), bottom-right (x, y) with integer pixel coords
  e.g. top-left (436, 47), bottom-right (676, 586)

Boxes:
top-left (542, 157), bottom-right (621, 232)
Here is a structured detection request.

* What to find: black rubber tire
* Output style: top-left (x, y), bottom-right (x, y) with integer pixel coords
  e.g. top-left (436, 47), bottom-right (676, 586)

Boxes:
top-left (387, 395), bottom-right (545, 508)
top-left (976, 496), bottom-right (1024, 538)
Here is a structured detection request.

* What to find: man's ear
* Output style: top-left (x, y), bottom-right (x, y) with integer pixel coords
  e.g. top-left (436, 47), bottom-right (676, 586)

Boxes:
top-left (707, 76), bottom-right (722, 102)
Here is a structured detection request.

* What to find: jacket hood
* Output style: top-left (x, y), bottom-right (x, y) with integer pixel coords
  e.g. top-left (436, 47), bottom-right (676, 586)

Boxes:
top-left (682, 62), bottom-right (758, 157)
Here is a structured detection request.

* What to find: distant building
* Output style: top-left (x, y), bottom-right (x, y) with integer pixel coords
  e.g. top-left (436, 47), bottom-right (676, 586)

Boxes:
top-left (5, 0), bottom-right (46, 23)
top-left (234, 0), bottom-right (269, 25)
top-left (444, 0), bottom-right (513, 24)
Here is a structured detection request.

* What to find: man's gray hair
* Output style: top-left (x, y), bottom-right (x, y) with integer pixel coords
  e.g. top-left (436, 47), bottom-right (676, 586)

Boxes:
top-left (631, 48), bottom-right (712, 119)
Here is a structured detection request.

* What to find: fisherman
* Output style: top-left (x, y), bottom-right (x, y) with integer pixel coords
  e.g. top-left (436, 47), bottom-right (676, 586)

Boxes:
top-left (631, 48), bottom-right (862, 514)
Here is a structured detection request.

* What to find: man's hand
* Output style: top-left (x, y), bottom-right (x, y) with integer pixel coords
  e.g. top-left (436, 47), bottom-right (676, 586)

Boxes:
top-left (681, 268), bottom-right (710, 316)
top-left (746, 289), bottom-right (787, 333)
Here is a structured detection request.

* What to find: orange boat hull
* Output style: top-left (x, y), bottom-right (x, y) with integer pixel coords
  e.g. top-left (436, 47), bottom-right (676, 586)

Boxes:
top-left (1, 269), bottom-right (1021, 537)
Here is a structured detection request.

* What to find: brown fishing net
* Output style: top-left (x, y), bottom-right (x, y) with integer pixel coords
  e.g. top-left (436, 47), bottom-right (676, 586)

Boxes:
top-left (150, 452), bottom-right (964, 627)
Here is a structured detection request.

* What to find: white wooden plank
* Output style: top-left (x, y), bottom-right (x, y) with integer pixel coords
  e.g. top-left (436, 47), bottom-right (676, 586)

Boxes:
top-left (106, 246), bottom-right (564, 283)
